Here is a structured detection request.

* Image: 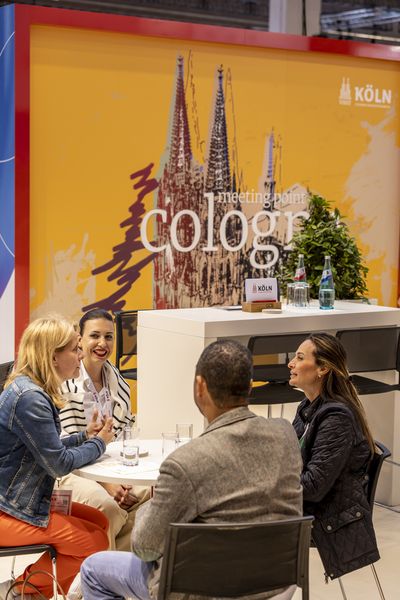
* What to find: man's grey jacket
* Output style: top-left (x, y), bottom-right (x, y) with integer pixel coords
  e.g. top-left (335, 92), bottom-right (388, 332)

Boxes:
top-left (132, 406), bottom-right (303, 599)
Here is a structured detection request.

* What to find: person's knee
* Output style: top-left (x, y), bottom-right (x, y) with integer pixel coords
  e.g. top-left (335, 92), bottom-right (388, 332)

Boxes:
top-left (81, 551), bottom-right (110, 583)
top-left (81, 550), bottom-right (123, 594)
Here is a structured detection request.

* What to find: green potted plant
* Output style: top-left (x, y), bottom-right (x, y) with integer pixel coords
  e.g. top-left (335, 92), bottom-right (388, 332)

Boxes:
top-left (280, 194), bottom-right (368, 299)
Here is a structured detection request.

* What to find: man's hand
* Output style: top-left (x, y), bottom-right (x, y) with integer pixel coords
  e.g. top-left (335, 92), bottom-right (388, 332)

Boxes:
top-left (114, 485), bottom-right (139, 510)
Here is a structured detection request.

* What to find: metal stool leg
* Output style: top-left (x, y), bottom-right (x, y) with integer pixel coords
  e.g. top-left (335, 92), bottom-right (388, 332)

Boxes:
top-left (10, 555), bottom-right (17, 582)
top-left (10, 549), bottom-right (58, 598)
top-left (51, 554), bottom-right (58, 599)
top-left (338, 577), bottom-right (348, 600)
top-left (371, 563), bottom-right (386, 600)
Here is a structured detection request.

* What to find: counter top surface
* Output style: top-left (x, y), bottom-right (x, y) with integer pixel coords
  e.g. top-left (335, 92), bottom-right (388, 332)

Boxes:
top-left (138, 302), bottom-right (400, 338)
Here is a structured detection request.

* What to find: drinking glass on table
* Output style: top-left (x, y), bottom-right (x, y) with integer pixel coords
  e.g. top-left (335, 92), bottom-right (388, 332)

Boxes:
top-left (122, 425), bottom-right (140, 466)
top-left (176, 423), bottom-right (193, 446)
top-left (162, 432), bottom-right (177, 456)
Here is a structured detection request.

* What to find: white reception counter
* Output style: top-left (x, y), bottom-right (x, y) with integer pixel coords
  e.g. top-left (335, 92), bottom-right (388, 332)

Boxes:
top-left (137, 301), bottom-right (400, 504)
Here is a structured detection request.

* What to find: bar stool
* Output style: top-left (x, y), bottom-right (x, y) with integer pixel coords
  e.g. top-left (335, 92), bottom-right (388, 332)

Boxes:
top-left (0, 544), bottom-right (58, 599)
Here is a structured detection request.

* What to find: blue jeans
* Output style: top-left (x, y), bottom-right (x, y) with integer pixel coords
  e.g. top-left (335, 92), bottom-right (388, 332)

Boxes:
top-left (81, 550), bottom-right (154, 600)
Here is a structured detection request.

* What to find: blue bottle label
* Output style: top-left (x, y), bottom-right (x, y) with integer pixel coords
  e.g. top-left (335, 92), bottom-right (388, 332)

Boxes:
top-left (321, 269), bottom-right (331, 281)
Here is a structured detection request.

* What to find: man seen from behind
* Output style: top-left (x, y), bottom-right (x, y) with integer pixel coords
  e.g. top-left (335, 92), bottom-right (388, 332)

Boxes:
top-left (81, 339), bottom-right (303, 600)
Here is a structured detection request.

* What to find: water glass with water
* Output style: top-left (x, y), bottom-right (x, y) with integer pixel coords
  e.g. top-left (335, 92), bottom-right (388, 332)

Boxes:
top-left (122, 425), bottom-right (139, 466)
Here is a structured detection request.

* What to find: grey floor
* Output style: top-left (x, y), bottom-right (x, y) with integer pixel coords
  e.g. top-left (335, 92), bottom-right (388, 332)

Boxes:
top-left (1, 500), bottom-right (398, 599)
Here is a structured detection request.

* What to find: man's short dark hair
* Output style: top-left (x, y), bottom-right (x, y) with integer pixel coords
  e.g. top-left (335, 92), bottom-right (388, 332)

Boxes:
top-left (195, 339), bottom-right (253, 407)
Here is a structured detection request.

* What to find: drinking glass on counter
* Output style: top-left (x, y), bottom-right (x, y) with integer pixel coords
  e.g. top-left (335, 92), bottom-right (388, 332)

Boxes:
top-left (286, 282), bottom-right (295, 306)
top-left (287, 282), bottom-right (310, 308)
top-left (293, 283), bottom-right (310, 308)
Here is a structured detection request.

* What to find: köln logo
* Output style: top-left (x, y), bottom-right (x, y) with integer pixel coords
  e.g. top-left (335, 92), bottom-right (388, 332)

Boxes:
top-left (339, 77), bottom-right (392, 109)
top-left (339, 77), bottom-right (351, 105)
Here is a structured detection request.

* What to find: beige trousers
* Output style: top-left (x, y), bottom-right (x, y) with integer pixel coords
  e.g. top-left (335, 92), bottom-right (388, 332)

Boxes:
top-left (58, 473), bottom-right (149, 551)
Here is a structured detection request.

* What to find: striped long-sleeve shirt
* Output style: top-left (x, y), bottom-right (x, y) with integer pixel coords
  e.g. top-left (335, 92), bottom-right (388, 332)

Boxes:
top-left (60, 360), bottom-right (133, 440)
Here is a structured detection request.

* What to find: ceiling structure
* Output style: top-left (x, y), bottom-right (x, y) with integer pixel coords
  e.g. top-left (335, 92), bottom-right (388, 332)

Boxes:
top-left (320, 1), bottom-right (400, 44)
top-left (1, 1), bottom-right (400, 44)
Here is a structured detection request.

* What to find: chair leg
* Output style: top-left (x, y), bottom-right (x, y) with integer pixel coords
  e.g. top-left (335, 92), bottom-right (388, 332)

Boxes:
top-left (10, 555), bottom-right (16, 581)
top-left (9, 552), bottom-right (58, 599)
top-left (338, 577), bottom-right (348, 600)
top-left (267, 405), bottom-right (272, 418)
top-left (51, 554), bottom-right (58, 599)
top-left (371, 563), bottom-right (386, 600)
top-left (280, 403), bottom-right (284, 418)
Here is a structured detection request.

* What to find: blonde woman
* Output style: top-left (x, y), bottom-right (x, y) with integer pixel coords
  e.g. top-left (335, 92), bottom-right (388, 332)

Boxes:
top-left (0, 316), bottom-right (114, 600)
top-left (59, 309), bottom-right (149, 552)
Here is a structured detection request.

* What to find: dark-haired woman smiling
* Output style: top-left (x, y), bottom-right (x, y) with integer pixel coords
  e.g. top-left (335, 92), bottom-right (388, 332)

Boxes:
top-left (59, 309), bottom-right (148, 553)
top-left (289, 332), bottom-right (379, 580)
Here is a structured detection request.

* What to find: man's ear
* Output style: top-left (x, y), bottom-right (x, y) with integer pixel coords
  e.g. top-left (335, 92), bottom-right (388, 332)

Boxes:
top-left (195, 374), bottom-right (206, 398)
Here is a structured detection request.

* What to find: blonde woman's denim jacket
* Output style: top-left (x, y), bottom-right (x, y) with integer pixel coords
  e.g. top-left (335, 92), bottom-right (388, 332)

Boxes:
top-left (0, 375), bottom-right (105, 527)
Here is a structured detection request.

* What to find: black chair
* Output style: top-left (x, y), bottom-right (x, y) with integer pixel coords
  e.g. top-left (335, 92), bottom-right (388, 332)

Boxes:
top-left (336, 327), bottom-right (400, 395)
top-left (114, 310), bottom-right (138, 380)
top-left (338, 440), bottom-right (391, 600)
top-left (247, 333), bottom-right (309, 417)
top-left (158, 516), bottom-right (314, 600)
top-left (0, 361), bottom-right (14, 392)
top-left (0, 544), bottom-right (58, 598)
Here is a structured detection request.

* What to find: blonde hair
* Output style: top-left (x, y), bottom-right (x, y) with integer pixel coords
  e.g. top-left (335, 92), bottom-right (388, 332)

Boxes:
top-left (6, 316), bottom-right (77, 408)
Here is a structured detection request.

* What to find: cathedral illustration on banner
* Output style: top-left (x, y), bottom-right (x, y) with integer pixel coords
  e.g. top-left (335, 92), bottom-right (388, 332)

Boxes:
top-left (153, 55), bottom-right (308, 308)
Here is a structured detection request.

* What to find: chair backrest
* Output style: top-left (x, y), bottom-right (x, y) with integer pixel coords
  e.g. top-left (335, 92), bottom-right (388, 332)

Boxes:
top-left (248, 333), bottom-right (309, 381)
top-left (158, 516), bottom-right (314, 600)
top-left (367, 440), bottom-right (391, 511)
top-left (336, 327), bottom-right (400, 373)
top-left (0, 361), bottom-right (14, 393)
top-left (114, 310), bottom-right (138, 369)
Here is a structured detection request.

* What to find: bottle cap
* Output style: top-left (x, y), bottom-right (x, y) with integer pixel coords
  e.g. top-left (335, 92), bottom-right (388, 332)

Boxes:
top-left (325, 255), bottom-right (330, 259)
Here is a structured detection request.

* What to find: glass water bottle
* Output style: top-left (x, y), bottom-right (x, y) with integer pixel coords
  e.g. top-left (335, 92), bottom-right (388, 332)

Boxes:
top-left (319, 255), bottom-right (335, 310)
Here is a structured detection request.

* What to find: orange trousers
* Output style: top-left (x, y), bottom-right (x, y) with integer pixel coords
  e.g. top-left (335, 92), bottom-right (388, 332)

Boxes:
top-left (0, 502), bottom-right (109, 598)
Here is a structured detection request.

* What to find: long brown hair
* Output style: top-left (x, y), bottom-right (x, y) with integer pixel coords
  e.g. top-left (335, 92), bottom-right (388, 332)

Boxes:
top-left (308, 332), bottom-right (375, 453)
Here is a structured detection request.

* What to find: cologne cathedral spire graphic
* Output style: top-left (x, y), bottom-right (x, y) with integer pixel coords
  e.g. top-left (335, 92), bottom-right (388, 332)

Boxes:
top-left (153, 56), bottom-right (284, 309)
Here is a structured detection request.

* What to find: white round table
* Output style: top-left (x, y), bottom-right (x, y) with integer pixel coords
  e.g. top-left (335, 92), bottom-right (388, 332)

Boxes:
top-left (73, 439), bottom-right (163, 486)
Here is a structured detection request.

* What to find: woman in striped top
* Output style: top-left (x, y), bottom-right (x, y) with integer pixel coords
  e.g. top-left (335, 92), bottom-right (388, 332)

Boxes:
top-left (59, 309), bottom-right (149, 553)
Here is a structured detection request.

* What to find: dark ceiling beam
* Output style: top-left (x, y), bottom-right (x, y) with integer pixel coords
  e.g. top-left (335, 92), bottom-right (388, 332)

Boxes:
top-left (0, 0), bottom-right (269, 29)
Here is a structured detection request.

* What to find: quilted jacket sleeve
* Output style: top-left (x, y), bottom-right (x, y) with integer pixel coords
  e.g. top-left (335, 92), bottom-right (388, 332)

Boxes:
top-left (301, 412), bottom-right (355, 503)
